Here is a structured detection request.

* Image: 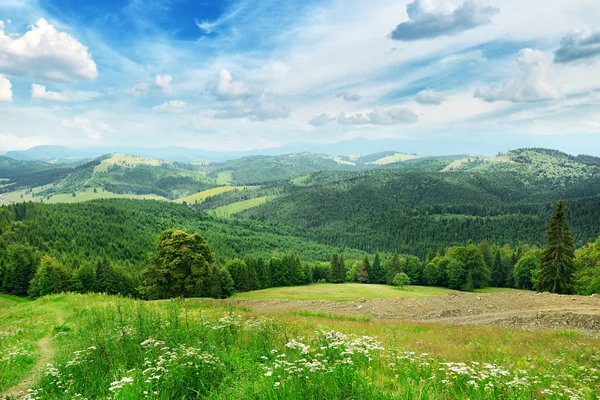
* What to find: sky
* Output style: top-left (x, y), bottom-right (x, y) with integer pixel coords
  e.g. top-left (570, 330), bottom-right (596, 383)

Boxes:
top-left (1, 0), bottom-right (600, 155)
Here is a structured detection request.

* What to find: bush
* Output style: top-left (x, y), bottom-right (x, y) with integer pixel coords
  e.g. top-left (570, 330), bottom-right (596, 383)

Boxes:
top-left (392, 272), bottom-right (411, 288)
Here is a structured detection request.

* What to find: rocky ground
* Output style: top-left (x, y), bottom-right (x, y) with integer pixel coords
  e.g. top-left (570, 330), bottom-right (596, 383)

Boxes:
top-left (226, 292), bottom-right (600, 335)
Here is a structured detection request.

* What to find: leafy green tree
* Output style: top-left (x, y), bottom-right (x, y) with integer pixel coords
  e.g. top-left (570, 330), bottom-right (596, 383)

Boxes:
top-left (422, 262), bottom-right (439, 286)
top-left (1, 244), bottom-right (40, 296)
top-left (446, 259), bottom-right (465, 290)
top-left (145, 229), bottom-right (215, 300)
top-left (573, 236), bottom-right (600, 295)
top-left (404, 256), bottom-right (422, 285)
top-left (370, 253), bottom-right (384, 284)
top-left (29, 256), bottom-right (71, 297)
top-left (447, 245), bottom-right (489, 290)
top-left (478, 240), bottom-right (493, 270)
top-left (393, 272), bottom-right (411, 288)
top-left (71, 262), bottom-right (96, 293)
top-left (539, 201), bottom-right (576, 294)
top-left (513, 253), bottom-right (541, 290)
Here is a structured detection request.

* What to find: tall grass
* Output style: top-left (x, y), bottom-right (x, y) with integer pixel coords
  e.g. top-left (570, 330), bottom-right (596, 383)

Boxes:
top-left (5, 295), bottom-right (597, 399)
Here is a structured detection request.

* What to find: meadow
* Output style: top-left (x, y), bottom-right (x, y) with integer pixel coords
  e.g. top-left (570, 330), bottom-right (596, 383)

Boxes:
top-left (1, 292), bottom-right (599, 399)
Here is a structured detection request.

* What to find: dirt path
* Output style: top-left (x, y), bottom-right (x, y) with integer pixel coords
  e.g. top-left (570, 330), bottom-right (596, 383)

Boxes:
top-left (1, 311), bottom-right (63, 399)
top-left (226, 292), bottom-right (600, 335)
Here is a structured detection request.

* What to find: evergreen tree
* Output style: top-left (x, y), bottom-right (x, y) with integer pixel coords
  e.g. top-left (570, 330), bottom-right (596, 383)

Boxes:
top-left (270, 254), bottom-right (287, 287)
top-left (422, 262), bottom-right (439, 286)
top-left (71, 262), bottom-right (96, 293)
top-left (539, 201), bottom-right (576, 294)
top-left (356, 261), bottom-right (369, 283)
top-left (362, 255), bottom-right (371, 281)
top-left (370, 253), bottom-right (384, 284)
top-left (330, 252), bottom-right (346, 283)
top-left (386, 253), bottom-right (402, 284)
top-left (478, 240), bottom-right (493, 270)
top-left (226, 259), bottom-right (250, 292)
top-left (491, 249), bottom-right (504, 287)
top-left (404, 256), bottom-right (422, 285)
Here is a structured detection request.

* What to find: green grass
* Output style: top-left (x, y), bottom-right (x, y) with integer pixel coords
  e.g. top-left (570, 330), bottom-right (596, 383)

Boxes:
top-left (173, 186), bottom-right (255, 204)
top-left (231, 283), bottom-right (457, 301)
top-left (474, 287), bottom-right (530, 294)
top-left (212, 195), bottom-right (275, 217)
top-left (0, 294), bottom-right (28, 308)
top-left (45, 188), bottom-right (169, 203)
top-left (1, 293), bottom-right (598, 399)
top-left (216, 171), bottom-right (233, 185)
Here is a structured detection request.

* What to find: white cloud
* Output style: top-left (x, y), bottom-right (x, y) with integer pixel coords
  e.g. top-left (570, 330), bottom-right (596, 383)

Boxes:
top-left (309, 113), bottom-right (336, 126)
top-left (391, 0), bottom-right (499, 41)
top-left (214, 69), bottom-right (253, 100)
top-left (0, 18), bottom-right (97, 82)
top-left (338, 108), bottom-right (419, 125)
top-left (152, 100), bottom-right (187, 113)
top-left (31, 83), bottom-right (102, 102)
top-left (415, 89), bottom-right (446, 105)
top-left (474, 48), bottom-right (559, 103)
top-left (62, 116), bottom-right (110, 140)
top-left (554, 28), bottom-right (600, 64)
top-left (336, 91), bottom-right (361, 102)
top-left (257, 61), bottom-right (290, 81)
top-left (0, 73), bottom-right (12, 102)
top-left (154, 74), bottom-right (173, 94)
top-left (127, 82), bottom-right (151, 96)
top-left (31, 84), bottom-right (69, 102)
top-left (215, 93), bottom-right (291, 121)
top-left (0, 133), bottom-right (55, 151)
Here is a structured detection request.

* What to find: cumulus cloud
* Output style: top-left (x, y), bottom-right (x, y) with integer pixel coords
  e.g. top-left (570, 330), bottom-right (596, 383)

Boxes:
top-left (0, 18), bottom-right (97, 82)
top-left (154, 74), bottom-right (173, 93)
top-left (336, 91), bottom-right (361, 102)
top-left (474, 48), bottom-right (559, 103)
top-left (211, 70), bottom-right (290, 121)
top-left (554, 29), bottom-right (600, 64)
top-left (309, 113), bottom-right (336, 126)
top-left (152, 100), bottom-right (187, 114)
top-left (338, 108), bottom-right (419, 125)
top-left (31, 84), bottom-right (102, 102)
top-left (214, 69), bottom-right (253, 100)
top-left (128, 74), bottom-right (174, 96)
top-left (0, 73), bottom-right (12, 102)
top-left (415, 89), bottom-right (446, 105)
top-left (62, 116), bottom-right (111, 140)
top-left (391, 0), bottom-right (499, 41)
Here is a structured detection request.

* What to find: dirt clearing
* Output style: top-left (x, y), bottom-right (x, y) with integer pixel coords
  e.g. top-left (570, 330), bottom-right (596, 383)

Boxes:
top-left (226, 292), bottom-right (600, 335)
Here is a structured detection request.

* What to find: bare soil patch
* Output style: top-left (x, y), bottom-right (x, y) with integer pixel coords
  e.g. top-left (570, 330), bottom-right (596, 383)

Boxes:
top-left (226, 292), bottom-right (600, 335)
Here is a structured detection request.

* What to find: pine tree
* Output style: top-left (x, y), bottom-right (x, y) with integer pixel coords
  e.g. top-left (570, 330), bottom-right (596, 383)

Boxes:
top-left (356, 260), bottom-right (369, 283)
top-left (330, 252), bottom-right (346, 283)
top-left (490, 249), bottom-right (504, 287)
top-left (386, 253), bottom-right (401, 284)
top-left (539, 201), bottom-right (576, 294)
top-left (362, 255), bottom-right (371, 282)
top-left (370, 253), bottom-right (383, 284)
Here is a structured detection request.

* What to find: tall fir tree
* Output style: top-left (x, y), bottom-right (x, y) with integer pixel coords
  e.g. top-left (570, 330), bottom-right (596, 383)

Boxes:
top-left (370, 253), bottom-right (384, 284)
top-left (330, 252), bottom-right (346, 283)
top-left (386, 253), bottom-right (402, 284)
top-left (491, 249), bottom-right (504, 287)
top-left (539, 201), bottom-right (576, 294)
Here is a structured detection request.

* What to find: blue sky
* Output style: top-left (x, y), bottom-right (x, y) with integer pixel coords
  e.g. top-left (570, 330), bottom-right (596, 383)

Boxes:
top-left (1, 0), bottom-right (600, 155)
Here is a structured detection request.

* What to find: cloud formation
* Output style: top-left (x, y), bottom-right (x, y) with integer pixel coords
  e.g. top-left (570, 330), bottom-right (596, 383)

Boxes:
top-left (391, 0), bottom-right (499, 41)
top-left (214, 69), bottom-right (254, 100)
top-left (152, 100), bottom-right (187, 113)
top-left (554, 29), bottom-right (600, 64)
top-left (62, 116), bottom-right (111, 140)
top-left (0, 18), bottom-right (97, 82)
top-left (415, 89), bottom-right (446, 105)
top-left (154, 74), bottom-right (173, 94)
top-left (474, 49), bottom-right (559, 103)
top-left (338, 108), bottom-right (418, 125)
top-left (336, 91), bottom-right (361, 102)
top-left (0, 74), bottom-right (11, 102)
top-left (31, 84), bottom-right (101, 102)
top-left (309, 113), bottom-right (336, 126)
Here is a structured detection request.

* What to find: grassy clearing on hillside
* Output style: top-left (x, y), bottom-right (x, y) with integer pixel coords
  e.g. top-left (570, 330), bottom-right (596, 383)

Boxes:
top-left (94, 154), bottom-right (169, 173)
top-left (174, 186), bottom-right (255, 204)
top-left (45, 188), bottom-right (169, 203)
top-left (0, 294), bottom-right (28, 308)
top-left (212, 195), bottom-right (275, 217)
top-left (216, 171), bottom-right (232, 185)
top-left (0, 184), bottom-right (53, 205)
top-left (370, 153), bottom-right (420, 165)
top-left (231, 283), bottom-right (458, 301)
top-left (1, 293), bottom-right (599, 399)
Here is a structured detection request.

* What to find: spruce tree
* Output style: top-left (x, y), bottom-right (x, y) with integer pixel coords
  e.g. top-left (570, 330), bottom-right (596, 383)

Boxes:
top-left (490, 249), bottom-right (504, 287)
top-left (370, 253), bottom-right (383, 284)
top-left (539, 201), bottom-right (576, 294)
top-left (330, 252), bottom-right (346, 283)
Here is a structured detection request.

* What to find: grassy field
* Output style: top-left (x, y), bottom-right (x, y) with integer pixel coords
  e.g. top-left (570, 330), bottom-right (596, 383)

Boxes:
top-left (216, 171), bottom-right (233, 185)
top-left (1, 293), bottom-right (599, 399)
top-left (93, 153), bottom-right (169, 173)
top-left (45, 188), bottom-right (169, 203)
top-left (173, 186), bottom-right (255, 204)
top-left (212, 195), bottom-right (275, 217)
top-left (370, 153), bottom-right (421, 165)
top-left (232, 283), bottom-right (459, 301)
top-left (0, 184), bottom-right (54, 205)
